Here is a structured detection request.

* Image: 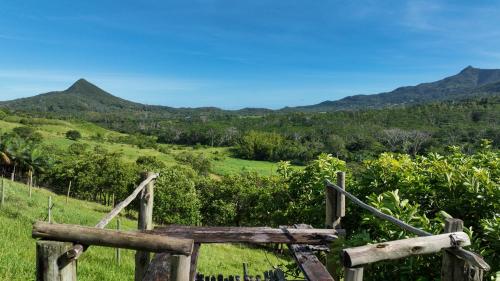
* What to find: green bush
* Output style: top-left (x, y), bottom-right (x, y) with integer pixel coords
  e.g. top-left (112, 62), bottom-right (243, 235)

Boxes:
top-left (66, 130), bottom-right (82, 141)
top-left (153, 166), bottom-right (201, 225)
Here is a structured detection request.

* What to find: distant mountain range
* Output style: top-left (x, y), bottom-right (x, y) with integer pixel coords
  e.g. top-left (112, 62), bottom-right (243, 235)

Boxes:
top-left (286, 66), bottom-right (500, 111)
top-left (1, 66), bottom-right (499, 115)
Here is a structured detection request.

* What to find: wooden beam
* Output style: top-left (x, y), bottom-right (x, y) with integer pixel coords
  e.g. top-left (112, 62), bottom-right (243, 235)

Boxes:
top-left (33, 222), bottom-right (193, 256)
top-left (36, 241), bottom-right (76, 281)
top-left (136, 172), bottom-right (156, 281)
top-left (289, 244), bottom-right (335, 281)
top-left (287, 224), bottom-right (335, 281)
top-left (151, 226), bottom-right (340, 244)
top-left (342, 232), bottom-right (470, 267)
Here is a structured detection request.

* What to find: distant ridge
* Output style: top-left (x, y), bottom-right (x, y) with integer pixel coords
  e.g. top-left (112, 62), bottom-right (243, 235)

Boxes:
top-left (1, 66), bottom-right (500, 115)
top-left (286, 66), bottom-right (500, 111)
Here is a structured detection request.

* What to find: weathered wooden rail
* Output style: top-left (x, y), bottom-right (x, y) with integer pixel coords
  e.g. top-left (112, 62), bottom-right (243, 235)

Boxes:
top-left (31, 170), bottom-right (490, 281)
top-left (325, 178), bottom-right (491, 281)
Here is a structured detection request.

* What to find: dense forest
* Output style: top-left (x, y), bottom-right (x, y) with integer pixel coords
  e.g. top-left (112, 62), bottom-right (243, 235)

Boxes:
top-left (7, 95), bottom-right (497, 164)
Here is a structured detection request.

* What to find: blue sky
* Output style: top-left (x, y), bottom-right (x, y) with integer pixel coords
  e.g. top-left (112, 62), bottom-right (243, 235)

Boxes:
top-left (1, 0), bottom-right (499, 109)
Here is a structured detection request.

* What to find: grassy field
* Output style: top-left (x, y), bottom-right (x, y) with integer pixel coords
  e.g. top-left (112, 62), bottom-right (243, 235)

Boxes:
top-left (0, 178), bottom-right (292, 280)
top-left (0, 118), bottom-right (284, 176)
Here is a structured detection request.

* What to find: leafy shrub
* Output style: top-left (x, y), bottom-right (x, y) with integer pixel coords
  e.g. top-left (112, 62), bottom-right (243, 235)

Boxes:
top-left (66, 130), bottom-right (82, 141)
top-left (174, 152), bottom-right (212, 176)
top-left (153, 166), bottom-right (201, 225)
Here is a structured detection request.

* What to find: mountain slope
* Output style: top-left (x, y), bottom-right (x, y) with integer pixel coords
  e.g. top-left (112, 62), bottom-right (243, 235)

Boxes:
top-left (287, 66), bottom-right (500, 111)
top-left (0, 79), bottom-right (143, 113)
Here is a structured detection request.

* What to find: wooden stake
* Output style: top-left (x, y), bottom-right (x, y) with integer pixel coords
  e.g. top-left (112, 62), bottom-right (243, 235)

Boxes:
top-left (66, 181), bottom-right (71, 203)
top-left (135, 172), bottom-right (156, 281)
top-left (1, 178), bottom-right (5, 206)
top-left (29, 171), bottom-right (33, 198)
top-left (36, 240), bottom-right (76, 281)
top-left (441, 218), bottom-right (484, 281)
top-left (344, 267), bottom-right (364, 281)
top-left (48, 196), bottom-right (52, 223)
top-left (116, 218), bottom-right (121, 265)
top-left (335, 171), bottom-right (345, 228)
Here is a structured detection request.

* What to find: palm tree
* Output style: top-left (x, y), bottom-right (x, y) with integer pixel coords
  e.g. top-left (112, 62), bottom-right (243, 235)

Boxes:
top-left (22, 147), bottom-right (48, 188)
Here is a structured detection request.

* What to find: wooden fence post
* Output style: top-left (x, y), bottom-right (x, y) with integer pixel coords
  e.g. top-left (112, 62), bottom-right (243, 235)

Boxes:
top-left (48, 196), bottom-right (52, 223)
top-left (1, 178), bottom-right (5, 207)
top-left (135, 172), bottom-right (156, 281)
top-left (171, 254), bottom-right (191, 281)
top-left (66, 181), bottom-right (71, 203)
top-left (116, 218), bottom-right (121, 265)
top-left (441, 218), bottom-right (484, 281)
top-left (325, 172), bottom-right (346, 278)
top-left (344, 267), bottom-right (363, 281)
top-left (36, 240), bottom-right (76, 281)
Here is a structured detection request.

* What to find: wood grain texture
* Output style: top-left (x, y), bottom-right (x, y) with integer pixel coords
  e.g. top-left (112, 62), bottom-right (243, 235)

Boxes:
top-left (152, 226), bottom-right (340, 244)
top-left (343, 232), bottom-right (470, 267)
top-left (33, 222), bottom-right (193, 255)
top-left (36, 241), bottom-right (76, 281)
top-left (287, 225), bottom-right (335, 281)
top-left (135, 171), bottom-right (156, 281)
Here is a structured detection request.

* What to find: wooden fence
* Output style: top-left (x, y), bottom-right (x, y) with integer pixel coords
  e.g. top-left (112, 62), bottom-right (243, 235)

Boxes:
top-left (325, 176), bottom-right (491, 281)
top-left (30, 171), bottom-right (490, 281)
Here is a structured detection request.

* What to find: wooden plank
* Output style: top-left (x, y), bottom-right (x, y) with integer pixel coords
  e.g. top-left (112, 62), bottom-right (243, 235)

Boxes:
top-left (36, 240), bottom-right (76, 281)
top-left (152, 226), bottom-right (340, 244)
top-left (136, 171), bottom-right (156, 281)
top-left (32, 221), bottom-right (194, 255)
top-left (67, 173), bottom-right (159, 260)
top-left (342, 232), bottom-right (470, 267)
top-left (288, 225), bottom-right (335, 281)
top-left (289, 244), bottom-right (335, 281)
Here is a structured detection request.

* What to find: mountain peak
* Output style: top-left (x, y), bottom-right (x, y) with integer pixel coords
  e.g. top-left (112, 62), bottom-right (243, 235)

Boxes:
top-left (459, 65), bottom-right (477, 73)
top-left (66, 78), bottom-right (102, 94)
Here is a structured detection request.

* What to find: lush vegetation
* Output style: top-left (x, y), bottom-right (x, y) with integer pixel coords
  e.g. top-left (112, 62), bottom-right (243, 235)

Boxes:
top-left (0, 179), bottom-right (291, 281)
top-left (0, 96), bottom-right (498, 280)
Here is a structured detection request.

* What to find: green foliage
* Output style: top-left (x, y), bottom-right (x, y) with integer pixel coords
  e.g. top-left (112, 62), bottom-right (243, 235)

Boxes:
top-left (135, 155), bottom-right (166, 172)
top-left (47, 145), bottom-right (139, 202)
top-left (283, 153), bottom-right (346, 226)
top-left (12, 126), bottom-right (43, 144)
top-left (66, 129), bottom-right (82, 141)
top-left (197, 172), bottom-right (288, 226)
top-left (174, 151), bottom-right (212, 176)
top-left (153, 166), bottom-right (201, 225)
